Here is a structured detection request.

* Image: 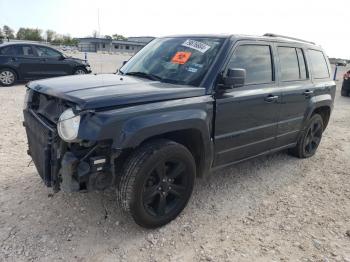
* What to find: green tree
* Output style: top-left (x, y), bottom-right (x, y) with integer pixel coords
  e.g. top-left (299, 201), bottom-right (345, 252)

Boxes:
top-left (45, 30), bottom-right (56, 42)
top-left (112, 34), bottom-right (127, 41)
top-left (3, 25), bottom-right (15, 39)
top-left (16, 27), bottom-right (43, 41)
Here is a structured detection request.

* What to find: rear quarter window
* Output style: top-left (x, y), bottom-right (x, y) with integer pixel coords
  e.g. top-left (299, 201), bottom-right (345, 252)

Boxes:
top-left (308, 49), bottom-right (330, 79)
top-left (0, 45), bottom-right (18, 55)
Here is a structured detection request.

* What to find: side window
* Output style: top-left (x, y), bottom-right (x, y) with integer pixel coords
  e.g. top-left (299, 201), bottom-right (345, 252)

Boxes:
top-left (308, 50), bottom-right (330, 79)
top-left (20, 45), bottom-right (35, 56)
top-left (278, 47), bottom-right (299, 81)
top-left (0, 45), bottom-right (19, 55)
top-left (278, 47), bottom-right (308, 81)
top-left (228, 44), bottom-right (273, 85)
top-left (296, 48), bottom-right (307, 79)
top-left (36, 46), bottom-right (61, 57)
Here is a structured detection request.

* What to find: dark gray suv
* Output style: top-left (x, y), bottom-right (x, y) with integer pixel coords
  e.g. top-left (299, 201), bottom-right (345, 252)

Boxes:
top-left (23, 34), bottom-right (335, 228)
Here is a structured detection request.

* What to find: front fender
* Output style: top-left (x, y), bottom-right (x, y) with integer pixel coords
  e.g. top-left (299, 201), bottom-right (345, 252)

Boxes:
top-left (78, 96), bottom-right (214, 148)
top-left (118, 109), bottom-right (210, 148)
top-left (78, 96), bottom-right (214, 175)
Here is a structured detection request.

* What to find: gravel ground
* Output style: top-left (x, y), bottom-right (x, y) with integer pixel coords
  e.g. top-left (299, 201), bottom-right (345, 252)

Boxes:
top-left (0, 63), bottom-right (349, 262)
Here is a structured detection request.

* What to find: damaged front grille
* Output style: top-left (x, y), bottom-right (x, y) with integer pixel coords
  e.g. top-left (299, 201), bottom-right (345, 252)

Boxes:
top-left (23, 109), bottom-right (57, 187)
top-left (30, 91), bottom-right (67, 124)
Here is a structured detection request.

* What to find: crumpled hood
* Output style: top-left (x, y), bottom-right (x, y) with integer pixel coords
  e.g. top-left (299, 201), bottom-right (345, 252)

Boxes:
top-left (27, 74), bottom-right (206, 110)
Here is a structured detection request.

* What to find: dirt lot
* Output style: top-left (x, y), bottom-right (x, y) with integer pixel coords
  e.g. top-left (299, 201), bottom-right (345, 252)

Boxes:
top-left (0, 62), bottom-right (349, 262)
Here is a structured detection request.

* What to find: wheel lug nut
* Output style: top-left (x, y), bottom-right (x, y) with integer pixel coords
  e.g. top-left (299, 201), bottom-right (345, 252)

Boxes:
top-left (158, 187), bottom-right (162, 191)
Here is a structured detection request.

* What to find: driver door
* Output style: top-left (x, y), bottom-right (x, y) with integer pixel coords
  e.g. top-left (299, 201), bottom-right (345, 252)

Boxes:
top-left (214, 42), bottom-right (281, 167)
top-left (32, 45), bottom-right (71, 77)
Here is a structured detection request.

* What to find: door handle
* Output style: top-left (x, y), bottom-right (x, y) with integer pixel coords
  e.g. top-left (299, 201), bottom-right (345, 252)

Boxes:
top-left (11, 57), bottom-right (18, 61)
top-left (303, 90), bottom-right (314, 96)
top-left (264, 95), bottom-right (279, 103)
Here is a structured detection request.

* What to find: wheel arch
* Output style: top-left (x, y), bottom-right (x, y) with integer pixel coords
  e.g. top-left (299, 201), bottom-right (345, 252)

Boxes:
top-left (72, 65), bottom-right (87, 74)
top-left (305, 95), bottom-right (333, 130)
top-left (114, 113), bottom-right (214, 178)
top-left (141, 129), bottom-right (207, 178)
top-left (0, 66), bottom-right (20, 80)
top-left (311, 105), bottom-right (331, 129)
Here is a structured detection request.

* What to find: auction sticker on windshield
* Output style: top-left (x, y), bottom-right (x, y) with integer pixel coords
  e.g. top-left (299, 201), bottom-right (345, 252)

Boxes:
top-left (181, 39), bottom-right (211, 53)
top-left (171, 51), bottom-right (192, 64)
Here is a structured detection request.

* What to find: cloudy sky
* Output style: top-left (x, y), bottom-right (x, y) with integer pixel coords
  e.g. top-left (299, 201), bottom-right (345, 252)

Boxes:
top-left (0, 0), bottom-right (348, 58)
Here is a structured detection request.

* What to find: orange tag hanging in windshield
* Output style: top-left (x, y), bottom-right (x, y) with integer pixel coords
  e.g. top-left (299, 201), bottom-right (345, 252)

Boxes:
top-left (171, 51), bottom-right (192, 64)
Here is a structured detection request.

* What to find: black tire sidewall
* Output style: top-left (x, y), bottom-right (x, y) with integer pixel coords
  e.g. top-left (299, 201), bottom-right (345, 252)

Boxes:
top-left (128, 142), bottom-right (195, 228)
top-left (341, 88), bottom-right (349, 97)
top-left (299, 114), bottom-right (324, 158)
top-left (0, 68), bottom-right (17, 86)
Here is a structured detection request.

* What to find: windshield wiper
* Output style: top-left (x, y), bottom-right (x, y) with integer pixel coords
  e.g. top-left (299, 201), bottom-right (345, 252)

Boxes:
top-left (124, 71), bottom-right (162, 81)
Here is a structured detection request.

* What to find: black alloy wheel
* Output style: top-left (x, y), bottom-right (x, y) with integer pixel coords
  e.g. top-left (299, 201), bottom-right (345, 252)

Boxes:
top-left (289, 114), bottom-right (324, 158)
top-left (303, 119), bottom-right (323, 156)
top-left (142, 159), bottom-right (189, 217)
top-left (117, 139), bottom-right (196, 228)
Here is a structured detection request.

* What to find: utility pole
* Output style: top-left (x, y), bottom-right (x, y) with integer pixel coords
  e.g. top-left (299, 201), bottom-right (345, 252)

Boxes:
top-left (97, 8), bottom-right (101, 37)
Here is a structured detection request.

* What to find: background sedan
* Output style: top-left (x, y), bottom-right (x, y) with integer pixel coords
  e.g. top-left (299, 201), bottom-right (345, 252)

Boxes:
top-left (0, 42), bottom-right (91, 86)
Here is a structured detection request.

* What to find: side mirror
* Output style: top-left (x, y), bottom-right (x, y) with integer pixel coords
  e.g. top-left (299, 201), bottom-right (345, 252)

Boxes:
top-left (222, 68), bottom-right (246, 89)
top-left (59, 55), bottom-right (65, 60)
top-left (122, 60), bottom-right (127, 66)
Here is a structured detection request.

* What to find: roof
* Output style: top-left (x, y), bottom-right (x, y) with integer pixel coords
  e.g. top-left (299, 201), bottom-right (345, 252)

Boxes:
top-left (0, 41), bottom-right (56, 48)
top-left (232, 34), bottom-right (319, 47)
top-left (161, 33), bottom-right (319, 47)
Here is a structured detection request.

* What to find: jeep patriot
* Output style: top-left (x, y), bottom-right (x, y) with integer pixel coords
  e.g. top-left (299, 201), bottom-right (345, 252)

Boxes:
top-left (23, 34), bottom-right (336, 228)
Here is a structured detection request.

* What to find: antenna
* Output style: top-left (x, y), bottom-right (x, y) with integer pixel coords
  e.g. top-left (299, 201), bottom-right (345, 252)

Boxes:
top-left (97, 8), bottom-right (101, 37)
top-left (263, 33), bottom-right (315, 45)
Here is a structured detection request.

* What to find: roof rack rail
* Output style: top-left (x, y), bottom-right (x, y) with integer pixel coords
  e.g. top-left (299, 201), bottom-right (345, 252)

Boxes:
top-left (263, 33), bottom-right (315, 45)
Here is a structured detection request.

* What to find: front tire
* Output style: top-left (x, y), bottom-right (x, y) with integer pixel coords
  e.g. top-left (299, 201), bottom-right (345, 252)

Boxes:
top-left (289, 114), bottom-right (324, 158)
top-left (73, 68), bottom-right (87, 75)
top-left (117, 139), bottom-right (196, 228)
top-left (0, 68), bottom-right (17, 86)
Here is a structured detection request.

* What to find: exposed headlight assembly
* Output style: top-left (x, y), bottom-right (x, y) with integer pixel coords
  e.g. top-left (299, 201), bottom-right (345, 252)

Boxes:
top-left (58, 108), bottom-right (81, 142)
top-left (23, 89), bottom-right (32, 109)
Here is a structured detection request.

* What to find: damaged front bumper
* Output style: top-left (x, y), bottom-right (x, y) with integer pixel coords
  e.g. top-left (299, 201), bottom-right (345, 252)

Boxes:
top-left (23, 108), bottom-right (120, 193)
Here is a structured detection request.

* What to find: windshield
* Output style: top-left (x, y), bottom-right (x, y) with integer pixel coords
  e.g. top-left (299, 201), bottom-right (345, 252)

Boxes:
top-left (120, 37), bottom-right (225, 86)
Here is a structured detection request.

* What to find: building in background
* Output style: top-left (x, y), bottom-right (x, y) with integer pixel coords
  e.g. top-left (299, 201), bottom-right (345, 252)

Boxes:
top-left (77, 37), bottom-right (154, 53)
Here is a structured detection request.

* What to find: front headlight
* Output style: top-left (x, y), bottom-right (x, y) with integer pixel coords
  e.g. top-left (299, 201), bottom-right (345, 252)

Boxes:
top-left (57, 108), bottom-right (81, 142)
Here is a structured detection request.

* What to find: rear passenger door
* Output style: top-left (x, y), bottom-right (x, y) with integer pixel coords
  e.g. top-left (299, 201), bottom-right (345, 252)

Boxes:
top-left (214, 42), bottom-right (281, 166)
top-left (274, 45), bottom-right (314, 148)
top-left (15, 45), bottom-right (43, 79)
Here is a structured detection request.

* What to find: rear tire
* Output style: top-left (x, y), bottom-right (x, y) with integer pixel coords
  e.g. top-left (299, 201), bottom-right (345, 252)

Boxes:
top-left (0, 68), bottom-right (17, 86)
top-left (341, 88), bottom-right (349, 97)
top-left (288, 114), bottom-right (324, 158)
top-left (117, 139), bottom-right (196, 228)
